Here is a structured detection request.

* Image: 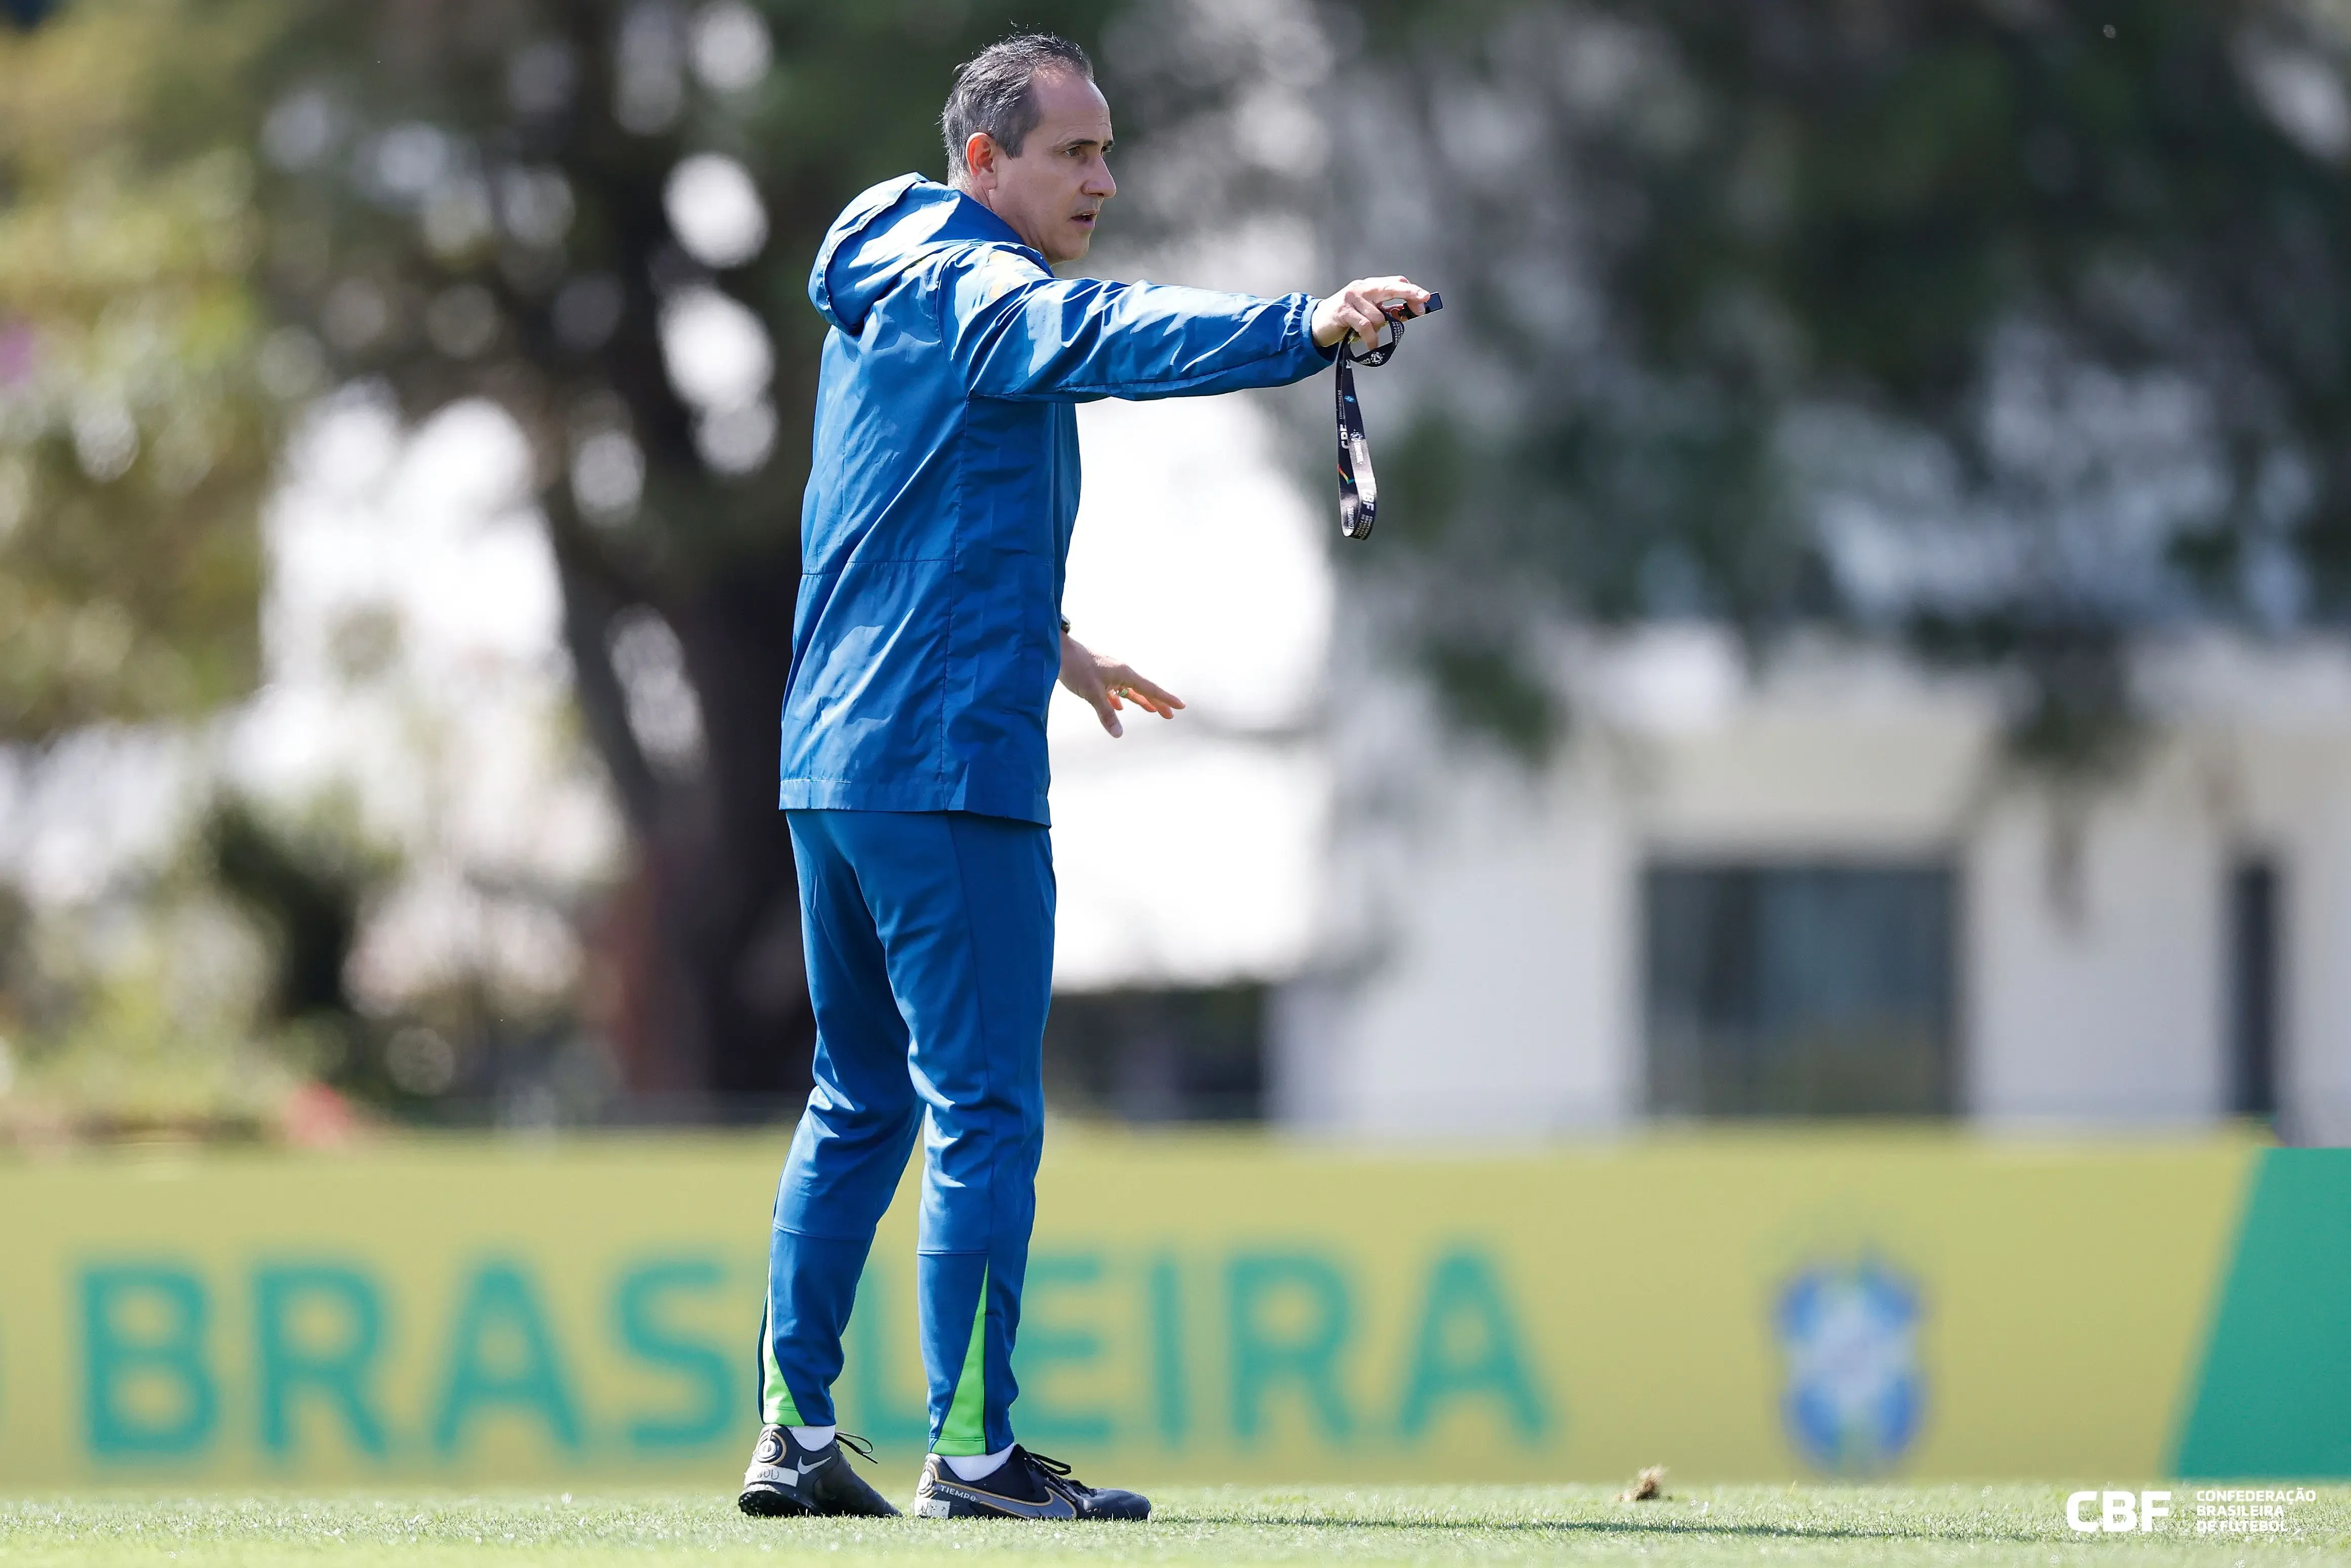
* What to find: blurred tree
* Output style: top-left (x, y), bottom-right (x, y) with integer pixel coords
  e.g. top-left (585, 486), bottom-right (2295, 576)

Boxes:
top-left (243, 1), bottom-right (1116, 1109)
top-left (1329, 0), bottom-right (2351, 772)
top-left (0, 0), bottom-right (278, 742)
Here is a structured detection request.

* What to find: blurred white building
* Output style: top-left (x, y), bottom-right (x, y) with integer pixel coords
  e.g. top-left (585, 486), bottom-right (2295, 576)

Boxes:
top-left (1267, 626), bottom-right (2351, 1143)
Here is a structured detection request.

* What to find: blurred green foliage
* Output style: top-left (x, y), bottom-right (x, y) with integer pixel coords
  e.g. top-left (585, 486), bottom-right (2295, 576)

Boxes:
top-left (0, 831), bottom-right (299, 1142)
top-left (0, 1), bottom-right (299, 1137)
top-left (0, 0), bottom-right (281, 740)
top-left (1339, 0), bottom-right (2351, 769)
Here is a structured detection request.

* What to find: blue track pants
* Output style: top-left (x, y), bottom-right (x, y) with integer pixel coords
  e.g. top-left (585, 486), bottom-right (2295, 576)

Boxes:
top-left (758, 808), bottom-right (1052, 1455)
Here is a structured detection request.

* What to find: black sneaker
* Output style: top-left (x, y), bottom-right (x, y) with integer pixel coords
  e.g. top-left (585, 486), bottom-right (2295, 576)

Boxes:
top-left (912, 1446), bottom-right (1149, 1521)
top-left (738, 1426), bottom-right (900, 1517)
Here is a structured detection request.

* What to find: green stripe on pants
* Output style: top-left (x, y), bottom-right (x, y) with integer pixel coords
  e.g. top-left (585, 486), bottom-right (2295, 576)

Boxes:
top-left (759, 1300), bottom-right (803, 1428)
top-left (933, 1264), bottom-right (990, 1456)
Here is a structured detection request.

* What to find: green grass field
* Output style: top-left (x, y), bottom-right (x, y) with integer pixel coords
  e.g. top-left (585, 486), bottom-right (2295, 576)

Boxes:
top-left (2, 1485), bottom-right (2344, 1566)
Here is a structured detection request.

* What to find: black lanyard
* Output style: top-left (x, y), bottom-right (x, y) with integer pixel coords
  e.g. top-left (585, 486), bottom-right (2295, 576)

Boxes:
top-left (1335, 291), bottom-right (1441, 541)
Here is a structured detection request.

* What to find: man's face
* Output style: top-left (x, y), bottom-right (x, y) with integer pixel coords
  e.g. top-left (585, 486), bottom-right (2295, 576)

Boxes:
top-left (963, 70), bottom-right (1116, 264)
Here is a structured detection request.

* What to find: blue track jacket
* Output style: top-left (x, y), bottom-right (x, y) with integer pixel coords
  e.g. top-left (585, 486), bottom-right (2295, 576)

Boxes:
top-left (778, 175), bottom-right (1333, 824)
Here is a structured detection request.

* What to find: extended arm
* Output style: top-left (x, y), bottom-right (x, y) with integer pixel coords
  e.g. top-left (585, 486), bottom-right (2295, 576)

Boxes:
top-left (947, 251), bottom-right (1432, 402)
top-left (949, 256), bottom-right (1319, 401)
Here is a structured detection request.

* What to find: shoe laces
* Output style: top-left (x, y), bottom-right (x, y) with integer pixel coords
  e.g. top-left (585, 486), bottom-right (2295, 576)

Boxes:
top-left (834, 1432), bottom-right (880, 1465)
top-left (1015, 1447), bottom-right (1091, 1499)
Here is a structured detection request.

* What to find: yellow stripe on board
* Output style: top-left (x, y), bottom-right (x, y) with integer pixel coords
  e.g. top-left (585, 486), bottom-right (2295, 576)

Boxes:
top-left (0, 1130), bottom-right (2259, 1486)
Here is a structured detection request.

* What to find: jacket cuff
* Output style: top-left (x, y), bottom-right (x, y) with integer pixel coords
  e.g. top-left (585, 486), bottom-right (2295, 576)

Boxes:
top-left (1295, 294), bottom-right (1339, 365)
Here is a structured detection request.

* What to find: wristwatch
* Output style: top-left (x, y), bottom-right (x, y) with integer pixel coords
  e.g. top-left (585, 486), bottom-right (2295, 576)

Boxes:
top-left (1060, 616), bottom-right (1071, 634)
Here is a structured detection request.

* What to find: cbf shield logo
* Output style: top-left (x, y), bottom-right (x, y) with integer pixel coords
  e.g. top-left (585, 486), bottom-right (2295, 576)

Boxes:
top-left (1774, 1259), bottom-right (1924, 1473)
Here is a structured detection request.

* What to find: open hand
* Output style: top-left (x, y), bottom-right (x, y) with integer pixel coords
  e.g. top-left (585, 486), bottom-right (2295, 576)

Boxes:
top-left (1059, 632), bottom-right (1183, 737)
top-left (1312, 275), bottom-right (1434, 356)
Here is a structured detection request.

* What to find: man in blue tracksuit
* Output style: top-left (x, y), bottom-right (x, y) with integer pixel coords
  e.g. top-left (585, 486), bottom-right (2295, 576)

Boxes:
top-left (734, 33), bottom-right (1428, 1522)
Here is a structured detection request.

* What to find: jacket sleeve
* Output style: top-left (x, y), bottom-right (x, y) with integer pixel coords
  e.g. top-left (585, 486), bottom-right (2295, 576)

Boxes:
top-left (940, 246), bottom-right (1333, 402)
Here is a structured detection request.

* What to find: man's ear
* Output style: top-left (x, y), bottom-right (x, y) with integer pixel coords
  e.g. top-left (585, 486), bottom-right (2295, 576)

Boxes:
top-left (963, 132), bottom-right (998, 187)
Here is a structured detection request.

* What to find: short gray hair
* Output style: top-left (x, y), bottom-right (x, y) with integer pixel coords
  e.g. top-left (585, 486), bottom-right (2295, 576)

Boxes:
top-left (941, 33), bottom-right (1095, 181)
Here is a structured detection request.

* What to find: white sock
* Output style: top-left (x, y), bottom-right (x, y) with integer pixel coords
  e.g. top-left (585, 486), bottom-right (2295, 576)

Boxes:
top-left (942, 1446), bottom-right (1013, 1481)
top-left (788, 1424), bottom-right (836, 1450)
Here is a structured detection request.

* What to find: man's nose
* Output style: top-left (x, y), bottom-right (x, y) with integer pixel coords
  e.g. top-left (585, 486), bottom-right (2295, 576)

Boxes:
top-left (1085, 157), bottom-right (1116, 199)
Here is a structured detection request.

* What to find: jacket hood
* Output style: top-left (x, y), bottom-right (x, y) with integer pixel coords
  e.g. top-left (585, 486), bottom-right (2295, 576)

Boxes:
top-left (808, 175), bottom-right (1036, 334)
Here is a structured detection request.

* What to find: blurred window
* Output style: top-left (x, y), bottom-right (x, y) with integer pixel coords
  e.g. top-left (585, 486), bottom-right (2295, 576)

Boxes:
top-left (1043, 985), bottom-right (1265, 1123)
top-left (2228, 859), bottom-right (2281, 1121)
top-left (1645, 864), bottom-right (1955, 1117)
